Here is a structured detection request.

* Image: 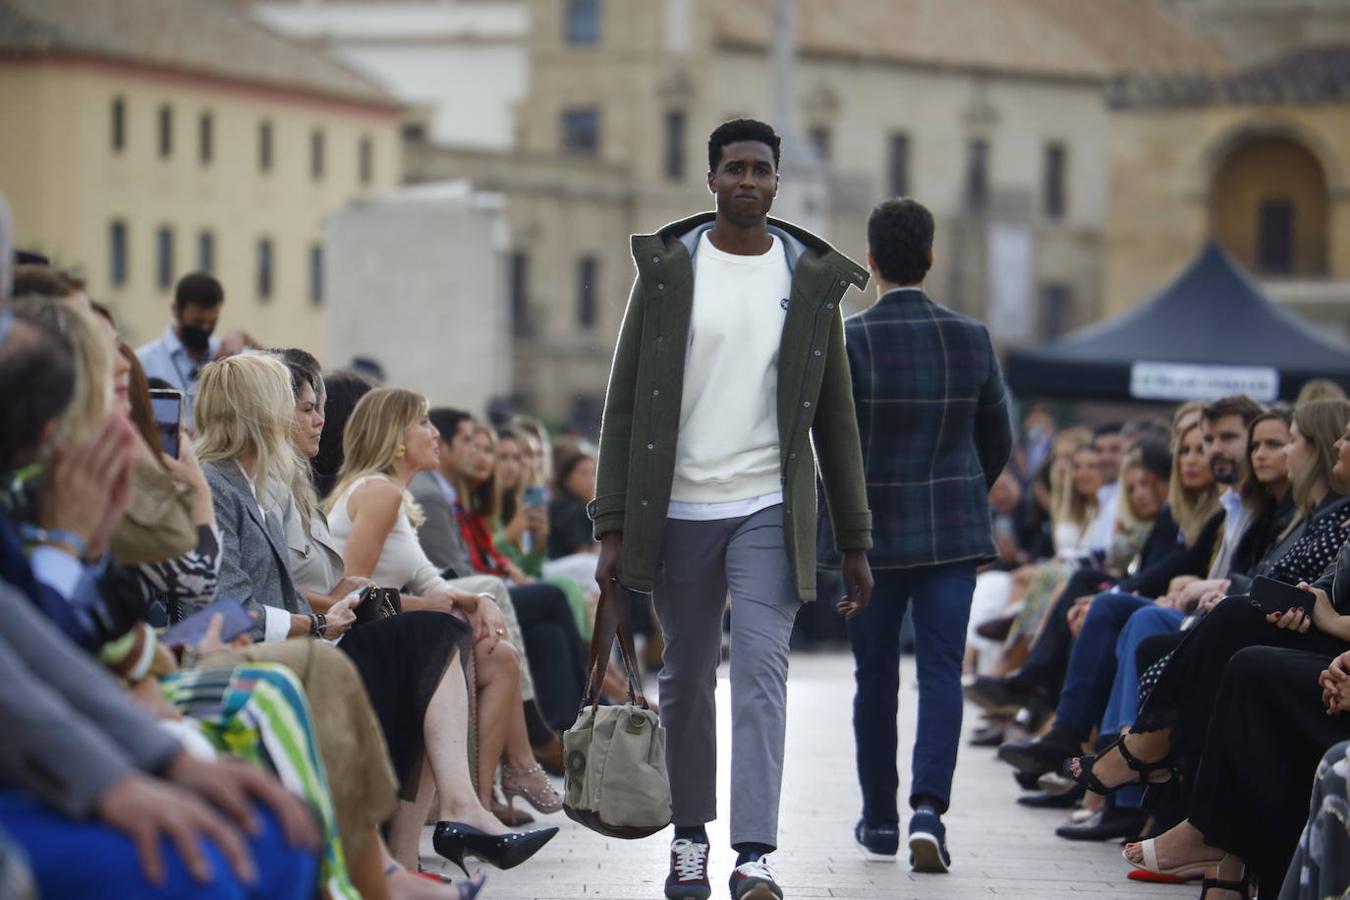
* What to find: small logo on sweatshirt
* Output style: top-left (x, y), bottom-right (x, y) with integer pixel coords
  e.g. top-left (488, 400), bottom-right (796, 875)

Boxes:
top-left (779, 297), bottom-right (789, 311)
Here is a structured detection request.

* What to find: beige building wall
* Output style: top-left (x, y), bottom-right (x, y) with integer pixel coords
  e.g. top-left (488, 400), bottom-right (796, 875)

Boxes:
top-left (1103, 102), bottom-right (1350, 325)
top-left (0, 57), bottom-right (401, 359)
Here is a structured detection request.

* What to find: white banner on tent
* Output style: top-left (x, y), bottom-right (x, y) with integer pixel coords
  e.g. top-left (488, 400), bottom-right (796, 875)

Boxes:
top-left (1130, 362), bottom-right (1280, 402)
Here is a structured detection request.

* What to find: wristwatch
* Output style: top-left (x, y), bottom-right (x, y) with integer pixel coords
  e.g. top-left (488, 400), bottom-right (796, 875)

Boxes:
top-left (19, 523), bottom-right (87, 559)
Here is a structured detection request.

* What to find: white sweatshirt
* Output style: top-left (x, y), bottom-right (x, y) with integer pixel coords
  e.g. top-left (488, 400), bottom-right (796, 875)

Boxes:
top-left (669, 232), bottom-right (791, 510)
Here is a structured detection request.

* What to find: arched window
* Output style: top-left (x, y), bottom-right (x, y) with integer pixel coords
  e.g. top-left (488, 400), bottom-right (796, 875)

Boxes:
top-left (1209, 136), bottom-right (1329, 277)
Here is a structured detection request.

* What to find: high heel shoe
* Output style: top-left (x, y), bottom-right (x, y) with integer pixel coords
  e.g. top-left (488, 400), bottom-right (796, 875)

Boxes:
top-left (432, 821), bottom-right (558, 877)
top-left (1065, 734), bottom-right (1176, 795)
top-left (501, 762), bottom-right (563, 814)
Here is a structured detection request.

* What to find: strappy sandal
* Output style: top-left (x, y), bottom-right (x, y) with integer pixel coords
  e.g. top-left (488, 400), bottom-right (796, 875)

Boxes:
top-left (501, 762), bottom-right (562, 814)
top-left (1200, 855), bottom-right (1252, 899)
top-left (1122, 837), bottom-right (1223, 877)
top-left (1066, 734), bottom-right (1175, 795)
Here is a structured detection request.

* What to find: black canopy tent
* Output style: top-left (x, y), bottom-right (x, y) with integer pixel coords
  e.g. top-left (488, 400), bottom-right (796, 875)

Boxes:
top-left (1005, 244), bottom-right (1350, 402)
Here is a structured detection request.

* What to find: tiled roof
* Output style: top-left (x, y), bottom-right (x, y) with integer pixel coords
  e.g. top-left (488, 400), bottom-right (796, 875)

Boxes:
top-left (1110, 43), bottom-right (1350, 107)
top-left (0, 0), bottom-right (398, 108)
top-left (715, 0), bottom-right (1231, 82)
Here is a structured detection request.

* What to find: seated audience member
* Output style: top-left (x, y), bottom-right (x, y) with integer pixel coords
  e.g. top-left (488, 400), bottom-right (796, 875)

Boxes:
top-left (0, 579), bottom-right (321, 900)
top-left (195, 355), bottom-right (556, 873)
top-left (323, 389), bottom-right (565, 819)
top-left (0, 228), bottom-right (321, 898)
top-left (548, 445), bottom-right (600, 561)
top-left (1081, 422), bottom-right (1125, 559)
top-left (135, 272), bottom-right (257, 429)
top-left (1297, 378), bottom-right (1347, 406)
top-left (969, 419), bottom-right (1215, 721)
top-left (414, 407), bottom-right (589, 737)
top-left (1004, 396), bottom-right (1274, 777)
top-left (406, 409), bottom-right (566, 776)
top-left (311, 370), bottom-right (377, 498)
top-left (1068, 402), bottom-right (1350, 810)
top-left (1281, 738), bottom-right (1350, 899)
top-left (1052, 442), bottom-right (1103, 562)
top-left (1120, 532), bottom-right (1350, 898)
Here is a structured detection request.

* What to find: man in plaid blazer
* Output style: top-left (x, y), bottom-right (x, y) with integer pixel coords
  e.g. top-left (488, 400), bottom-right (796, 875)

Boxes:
top-left (841, 198), bottom-right (1012, 872)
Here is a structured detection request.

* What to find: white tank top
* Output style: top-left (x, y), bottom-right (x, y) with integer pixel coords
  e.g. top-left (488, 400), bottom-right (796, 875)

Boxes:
top-left (326, 474), bottom-right (445, 595)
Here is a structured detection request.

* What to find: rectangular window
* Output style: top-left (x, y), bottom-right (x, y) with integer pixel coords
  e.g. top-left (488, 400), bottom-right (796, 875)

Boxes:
top-left (966, 138), bottom-right (989, 213)
top-left (562, 107), bottom-right (600, 156)
top-left (310, 128), bottom-right (325, 180)
top-left (565, 0), bottom-right (601, 45)
top-left (199, 111), bottom-right (214, 165)
top-left (156, 226), bottom-right (174, 291)
top-left (111, 97), bottom-right (126, 153)
top-left (664, 110), bottom-right (686, 181)
top-left (888, 132), bottom-right (910, 198)
top-left (809, 126), bottom-right (832, 164)
top-left (1257, 198), bottom-right (1294, 274)
top-left (158, 104), bottom-right (173, 159)
top-left (309, 244), bottom-right (323, 306)
top-left (259, 120), bottom-right (274, 173)
top-left (1040, 283), bottom-right (1071, 341)
top-left (509, 251), bottom-right (530, 336)
top-left (109, 220), bottom-right (128, 287)
top-left (1044, 141), bottom-right (1067, 220)
top-left (576, 255), bottom-right (599, 331)
top-left (257, 238), bottom-right (274, 301)
top-left (197, 230), bottom-right (214, 274)
top-left (359, 136), bottom-right (374, 185)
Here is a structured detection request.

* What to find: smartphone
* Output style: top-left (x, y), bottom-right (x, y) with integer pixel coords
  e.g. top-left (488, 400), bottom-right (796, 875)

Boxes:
top-left (523, 485), bottom-right (549, 509)
top-left (1247, 575), bottom-right (1312, 617)
top-left (148, 388), bottom-right (184, 459)
top-left (160, 596), bottom-right (254, 648)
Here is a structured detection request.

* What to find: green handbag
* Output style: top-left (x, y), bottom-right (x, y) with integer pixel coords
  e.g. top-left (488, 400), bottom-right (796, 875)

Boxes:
top-left (562, 581), bottom-right (671, 839)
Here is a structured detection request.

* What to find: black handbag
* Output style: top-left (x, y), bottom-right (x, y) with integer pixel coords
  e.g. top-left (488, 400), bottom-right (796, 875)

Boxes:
top-left (352, 586), bottom-right (402, 626)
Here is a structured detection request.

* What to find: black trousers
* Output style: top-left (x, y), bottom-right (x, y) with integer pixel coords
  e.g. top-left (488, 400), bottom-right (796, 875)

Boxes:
top-left (1020, 568), bottom-right (1115, 699)
top-left (508, 582), bottom-right (587, 730)
top-left (1189, 646), bottom-right (1350, 897)
top-left (1134, 596), bottom-right (1346, 800)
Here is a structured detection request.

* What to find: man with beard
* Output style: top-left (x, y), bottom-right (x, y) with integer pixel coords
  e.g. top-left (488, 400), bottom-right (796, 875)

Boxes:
top-left (591, 118), bottom-right (874, 900)
top-left (1200, 395), bottom-right (1264, 578)
top-left (136, 272), bottom-right (255, 428)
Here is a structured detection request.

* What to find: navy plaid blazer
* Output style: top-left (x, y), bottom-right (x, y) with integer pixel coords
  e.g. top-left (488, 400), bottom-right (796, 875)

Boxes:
top-left (820, 288), bottom-right (1013, 570)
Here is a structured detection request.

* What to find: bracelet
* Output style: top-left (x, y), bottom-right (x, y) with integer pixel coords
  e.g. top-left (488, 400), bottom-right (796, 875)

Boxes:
top-left (19, 523), bottom-right (87, 559)
top-left (309, 613), bottom-right (327, 638)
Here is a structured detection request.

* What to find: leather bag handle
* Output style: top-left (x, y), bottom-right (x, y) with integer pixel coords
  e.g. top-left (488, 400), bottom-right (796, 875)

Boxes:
top-left (581, 579), bottom-right (649, 710)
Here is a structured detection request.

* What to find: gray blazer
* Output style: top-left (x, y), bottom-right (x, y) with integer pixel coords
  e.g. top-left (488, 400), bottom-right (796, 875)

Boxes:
top-left (203, 460), bottom-right (309, 640)
top-left (410, 470), bottom-right (473, 577)
top-left (0, 580), bottom-right (180, 817)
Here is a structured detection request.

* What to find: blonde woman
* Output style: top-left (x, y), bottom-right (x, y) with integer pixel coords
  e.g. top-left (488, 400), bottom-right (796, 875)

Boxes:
top-left (323, 389), bottom-right (563, 827)
top-left (197, 357), bottom-right (555, 878)
top-left (1052, 443), bottom-right (1102, 560)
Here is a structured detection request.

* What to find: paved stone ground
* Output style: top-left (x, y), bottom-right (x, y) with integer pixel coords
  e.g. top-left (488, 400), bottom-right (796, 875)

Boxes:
top-left (420, 653), bottom-right (1187, 900)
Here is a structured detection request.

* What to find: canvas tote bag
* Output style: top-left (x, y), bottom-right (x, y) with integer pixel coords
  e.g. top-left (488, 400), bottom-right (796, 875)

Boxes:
top-left (562, 580), bottom-right (671, 838)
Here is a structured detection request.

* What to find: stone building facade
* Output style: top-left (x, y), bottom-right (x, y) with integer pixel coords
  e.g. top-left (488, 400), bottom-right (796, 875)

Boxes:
top-left (407, 0), bottom-right (1226, 425)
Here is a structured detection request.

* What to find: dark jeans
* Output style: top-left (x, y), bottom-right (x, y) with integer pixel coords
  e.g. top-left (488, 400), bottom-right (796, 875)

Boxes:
top-left (850, 562), bottom-right (976, 823)
top-left (1019, 568), bottom-right (1116, 699)
top-left (1056, 590), bottom-right (1151, 738)
top-left (509, 582), bottom-right (588, 730)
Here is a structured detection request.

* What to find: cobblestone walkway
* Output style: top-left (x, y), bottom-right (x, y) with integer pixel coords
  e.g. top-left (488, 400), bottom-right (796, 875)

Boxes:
top-left (420, 653), bottom-right (1185, 900)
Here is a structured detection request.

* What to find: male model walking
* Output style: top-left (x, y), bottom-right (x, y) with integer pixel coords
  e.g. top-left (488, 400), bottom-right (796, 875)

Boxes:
top-left (591, 118), bottom-right (874, 900)
top-left (840, 198), bottom-right (1012, 872)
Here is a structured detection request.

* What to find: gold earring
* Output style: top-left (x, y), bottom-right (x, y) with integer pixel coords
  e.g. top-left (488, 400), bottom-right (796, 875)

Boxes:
top-left (395, 445), bottom-right (406, 459)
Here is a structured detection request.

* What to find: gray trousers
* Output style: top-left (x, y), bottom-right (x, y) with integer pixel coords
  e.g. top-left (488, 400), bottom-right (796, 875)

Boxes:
top-left (653, 504), bottom-right (800, 848)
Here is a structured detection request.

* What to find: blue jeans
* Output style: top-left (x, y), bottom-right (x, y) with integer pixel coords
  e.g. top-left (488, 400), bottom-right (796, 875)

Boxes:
top-left (1102, 604), bottom-right (1184, 809)
top-left (849, 562), bottom-right (976, 824)
top-left (0, 792), bottom-right (318, 899)
top-left (1057, 590), bottom-right (1154, 737)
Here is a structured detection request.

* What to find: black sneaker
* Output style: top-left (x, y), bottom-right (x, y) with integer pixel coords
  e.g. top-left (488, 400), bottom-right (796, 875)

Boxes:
top-left (854, 819), bottom-right (900, 862)
top-left (665, 838), bottom-right (711, 900)
top-left (727, 857), bottom-right (782, 900)
top-left (963, 674), bottom-right (1052, 718)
